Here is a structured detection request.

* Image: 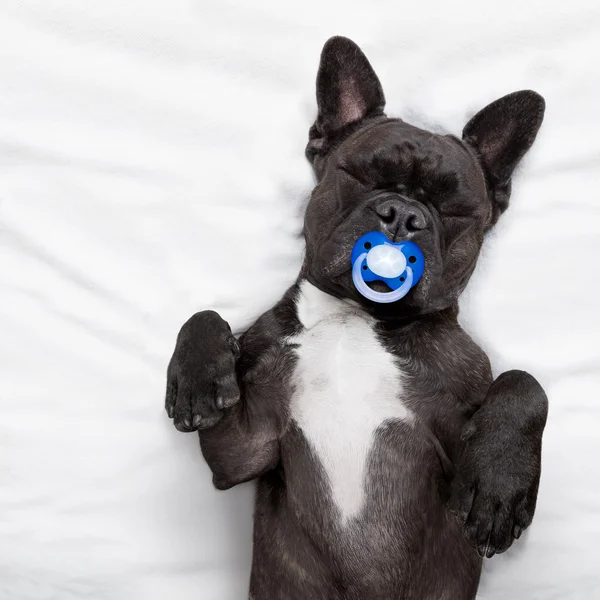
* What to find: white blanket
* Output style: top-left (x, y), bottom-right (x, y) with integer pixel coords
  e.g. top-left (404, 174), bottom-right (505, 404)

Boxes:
top-left (1, 1), bottom-right (599, 598)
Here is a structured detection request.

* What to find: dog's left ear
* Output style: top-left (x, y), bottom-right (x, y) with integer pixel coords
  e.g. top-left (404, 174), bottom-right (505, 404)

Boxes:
top-left (463, 90), bottom-right (545, 223)
top-left (306, 36), bottom-right (386, 177)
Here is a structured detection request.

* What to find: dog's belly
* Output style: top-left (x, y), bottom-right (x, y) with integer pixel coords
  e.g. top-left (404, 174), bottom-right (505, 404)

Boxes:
top-left (252, 283), bottom-right (482, 597)
top-left (287, 281), bottom-right (414, 523)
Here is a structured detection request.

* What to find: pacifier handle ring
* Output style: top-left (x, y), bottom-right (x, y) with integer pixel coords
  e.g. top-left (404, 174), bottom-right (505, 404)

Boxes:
top-left (352, 252), bottom-right (414, 304)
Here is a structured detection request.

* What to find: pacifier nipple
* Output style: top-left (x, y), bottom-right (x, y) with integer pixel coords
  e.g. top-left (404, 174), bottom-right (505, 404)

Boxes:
top-left (366, 244), bottom-right (406, 279)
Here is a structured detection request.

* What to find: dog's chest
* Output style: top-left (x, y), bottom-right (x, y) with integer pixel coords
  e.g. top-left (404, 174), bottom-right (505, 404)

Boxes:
top-left (288, 282), bottom-right (413, 522)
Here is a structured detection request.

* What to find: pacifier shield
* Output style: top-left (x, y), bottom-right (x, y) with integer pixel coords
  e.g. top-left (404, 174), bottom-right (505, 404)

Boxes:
top-left (350, 232), bottom-right (424, 304)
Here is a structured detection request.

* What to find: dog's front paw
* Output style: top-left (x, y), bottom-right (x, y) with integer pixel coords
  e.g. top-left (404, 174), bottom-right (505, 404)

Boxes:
top-left (449, 414), bottom-right (542, 558)
top-left (165, 310), bottom-right (241, 432)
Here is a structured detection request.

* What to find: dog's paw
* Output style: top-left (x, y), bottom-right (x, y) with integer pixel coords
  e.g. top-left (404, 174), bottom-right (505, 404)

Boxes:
top-left (165, 310), bottom-right (240, 432)
top-left (449, 414), bottom-right (541, 558)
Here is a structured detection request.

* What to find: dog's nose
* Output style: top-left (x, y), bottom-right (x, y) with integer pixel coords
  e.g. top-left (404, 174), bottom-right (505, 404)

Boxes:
top-left (375, 198), bottom-right (428, 238)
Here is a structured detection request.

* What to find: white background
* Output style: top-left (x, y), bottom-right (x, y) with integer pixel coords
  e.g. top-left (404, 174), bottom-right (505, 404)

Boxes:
top-left (1, 1), bottom-right (599, 599)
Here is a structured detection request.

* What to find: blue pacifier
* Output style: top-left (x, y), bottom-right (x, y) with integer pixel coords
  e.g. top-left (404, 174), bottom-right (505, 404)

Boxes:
top-left (351, 232), bottom-right (425, 303)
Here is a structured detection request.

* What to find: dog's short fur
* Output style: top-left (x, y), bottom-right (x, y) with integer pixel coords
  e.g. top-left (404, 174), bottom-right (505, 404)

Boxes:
top-left (165, 37), bottom-right (548, 599)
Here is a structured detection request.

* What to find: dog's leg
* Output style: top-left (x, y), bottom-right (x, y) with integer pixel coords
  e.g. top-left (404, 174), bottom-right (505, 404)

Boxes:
top-left (450, 370), bottom-right (548, 558)
top-left (165, 309), bottom-right (288, 490)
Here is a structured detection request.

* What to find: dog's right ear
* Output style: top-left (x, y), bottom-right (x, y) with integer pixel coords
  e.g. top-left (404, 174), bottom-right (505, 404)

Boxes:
top-left (306, 36), bottom-right (386, 178)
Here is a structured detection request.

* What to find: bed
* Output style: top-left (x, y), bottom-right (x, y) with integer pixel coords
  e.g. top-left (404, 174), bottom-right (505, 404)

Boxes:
top-left (1, 1), bottom-right (599, 598)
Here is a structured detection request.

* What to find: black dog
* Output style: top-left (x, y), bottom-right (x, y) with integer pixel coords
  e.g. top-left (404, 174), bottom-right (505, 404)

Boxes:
top-left (165, 37), bottom-right (548, 599)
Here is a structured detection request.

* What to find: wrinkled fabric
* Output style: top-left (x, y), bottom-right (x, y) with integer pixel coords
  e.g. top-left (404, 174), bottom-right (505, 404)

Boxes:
top-left (1, 1), bottom-right (599, 599)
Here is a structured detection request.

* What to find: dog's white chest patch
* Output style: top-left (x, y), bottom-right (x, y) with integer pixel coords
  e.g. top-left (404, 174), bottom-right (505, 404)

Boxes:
top-left (289, 281), bottom-right (413, 523)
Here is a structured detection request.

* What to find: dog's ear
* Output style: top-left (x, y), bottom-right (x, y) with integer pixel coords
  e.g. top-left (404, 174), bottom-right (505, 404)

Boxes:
top-left (463, 90), bottom-right (545, 223)
top-left (306, 36), bottom-right (386, 176)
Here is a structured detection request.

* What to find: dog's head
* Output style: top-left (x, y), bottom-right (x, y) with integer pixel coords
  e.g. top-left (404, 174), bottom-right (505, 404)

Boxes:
top-left (302, 36), bottom-right (545, 318)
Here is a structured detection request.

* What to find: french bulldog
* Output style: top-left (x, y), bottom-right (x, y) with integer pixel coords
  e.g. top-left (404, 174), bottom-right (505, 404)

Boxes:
top-left (165, 36), bottom-right (548, 600)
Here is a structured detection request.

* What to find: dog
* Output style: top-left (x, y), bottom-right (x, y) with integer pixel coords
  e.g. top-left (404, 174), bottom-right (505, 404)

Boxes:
top-left (165, 36), bottom-right (548, 599)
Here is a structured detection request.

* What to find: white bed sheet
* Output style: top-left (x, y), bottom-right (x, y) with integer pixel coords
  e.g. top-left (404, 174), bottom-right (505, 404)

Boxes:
top-left (1, 1), bottom-right (599, 598)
